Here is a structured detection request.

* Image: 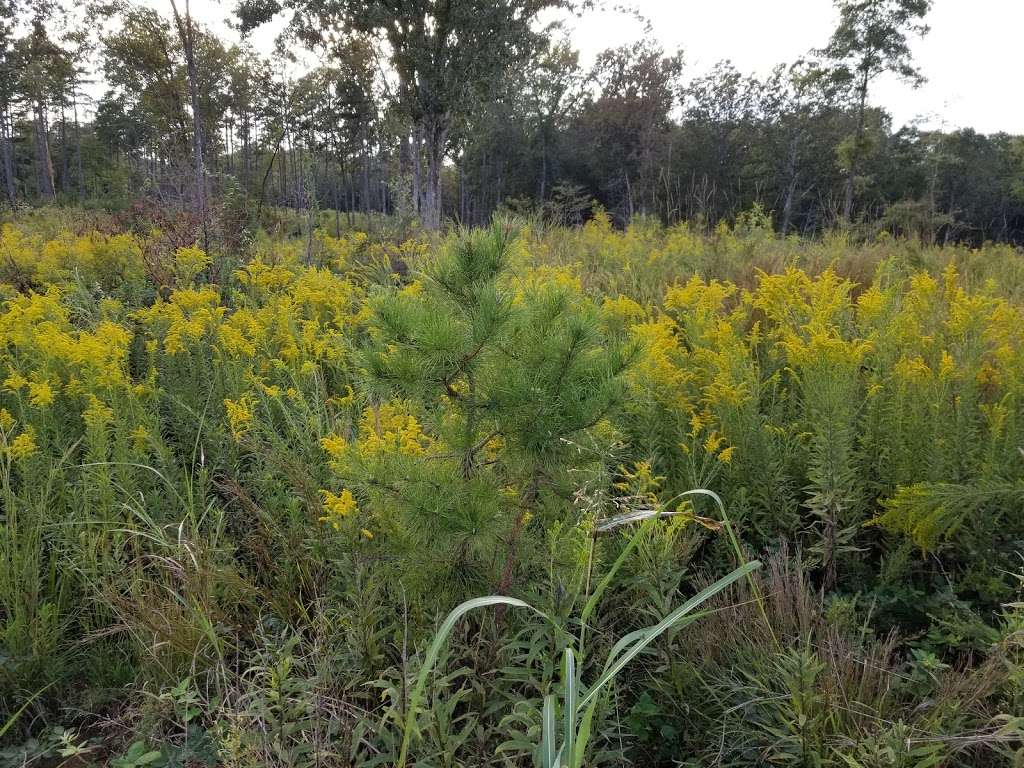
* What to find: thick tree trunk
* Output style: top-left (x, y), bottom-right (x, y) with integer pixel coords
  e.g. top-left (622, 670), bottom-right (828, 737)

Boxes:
top-left (33, 101), bottom-right (56, 201)
top-left (422, 113), bottom-right (449, 230)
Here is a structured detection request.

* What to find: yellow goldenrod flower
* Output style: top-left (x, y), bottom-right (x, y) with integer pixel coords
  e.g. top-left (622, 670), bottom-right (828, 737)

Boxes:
top-left (356, 402), bottom-right (431, 457)
top-left (9, 429), bottom-right (37, 460)
top-left (703, 431), bottom-right (726, 456)
top-left (320, 434), bottom-right (349, 459)
top-left (224, 395), bottom-right (255, 440)
top-left (320, 488), bottom-right (359, 530)
top-left (28, 380), bottom-right (55, 408)
top-left (4, 372), bottom-right (28, 391)
top-left (83, 395), bottom-right (114, 430)
top-left (129, 426), bottom-right (150, 453)
top-left (938, 351), bottom-right (956, 380)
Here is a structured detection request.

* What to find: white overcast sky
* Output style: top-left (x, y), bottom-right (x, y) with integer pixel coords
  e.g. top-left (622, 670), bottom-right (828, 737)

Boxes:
top-left (563, 0), bottom-right (1023, 134)
top-left (151, 0), bottom-right (1023, 134)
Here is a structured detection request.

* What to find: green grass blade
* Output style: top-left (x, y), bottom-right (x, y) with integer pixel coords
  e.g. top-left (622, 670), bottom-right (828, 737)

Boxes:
top-left (676, 489), bottom-right (778, 648)
top-left (580, 519), bottom-right (649, 627)
top-left (579, 560), bottom-right (760, 707)
top-left (596, 612), bottom-right (709, 680)
top-left (563, 647), bottom-right (576, 766)
top-left (0, 682), bottom-right (55, 740)
top-left (573, 699), bottom-right (598, 768)
top-left (542, 694), bottom-right (557, 768)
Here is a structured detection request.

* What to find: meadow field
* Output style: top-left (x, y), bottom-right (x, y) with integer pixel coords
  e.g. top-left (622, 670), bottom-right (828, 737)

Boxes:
top-left (0, 207), bottom-right (1021, 766)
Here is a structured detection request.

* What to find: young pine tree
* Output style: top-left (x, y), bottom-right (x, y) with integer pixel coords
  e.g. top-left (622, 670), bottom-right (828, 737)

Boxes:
top-left (329, 222), bottom-right (635, 599)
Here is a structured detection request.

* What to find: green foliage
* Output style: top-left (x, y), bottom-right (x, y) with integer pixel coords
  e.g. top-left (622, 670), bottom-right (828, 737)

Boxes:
top-left (351, 222), bottom-right (634, 598)
top-left (0, 213), bottom-right (1021, 766)
top-left (872, 480), bottom-right (1024, 553)
top-left (396, 532), bottom-right (760, 767)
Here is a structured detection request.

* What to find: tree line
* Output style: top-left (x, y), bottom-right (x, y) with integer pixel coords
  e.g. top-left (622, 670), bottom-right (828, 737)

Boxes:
top-left (2, 0), bottom-right (1023, 244)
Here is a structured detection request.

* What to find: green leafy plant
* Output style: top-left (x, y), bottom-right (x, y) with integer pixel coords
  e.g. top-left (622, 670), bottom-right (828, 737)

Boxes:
top-left (111, 741), bottom-right (163, 768)
top-left (396, 548), bottom-right (761, 766)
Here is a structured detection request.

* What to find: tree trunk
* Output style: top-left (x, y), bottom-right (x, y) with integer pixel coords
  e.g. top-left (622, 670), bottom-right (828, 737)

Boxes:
top-left (538, 130), bottom-right (547, 202)
top-left (33, 101), bottom-right (56, 201)
top-left (843, 71), bottom-right (870, 223)
top-left (59, 98), bottom-right (68, 195)
top-left (421, 114), bottom-right (447, 230)
top-left (241, 110), bottom-right (251, 191)
top-left (459, 153), bottom-right (467, 224)
top-left (0, 105), bottom-right (16, 204)
top-left (170, 0), bottom-right (209, 250)
top-left (72, 88), bottom-right (85, 201)
top-left (362, 142), bottom-right (371, 217)
top-left (411, 127), bottom-right (422, 217)
top-left (781, 132), bottom-right (801, 235)
top-left (332, 159), bottom-right (341, 236)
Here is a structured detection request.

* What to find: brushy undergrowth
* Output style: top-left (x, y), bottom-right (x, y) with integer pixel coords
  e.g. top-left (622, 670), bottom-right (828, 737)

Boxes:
top-left (0, 209), bottom-right (1022, 767)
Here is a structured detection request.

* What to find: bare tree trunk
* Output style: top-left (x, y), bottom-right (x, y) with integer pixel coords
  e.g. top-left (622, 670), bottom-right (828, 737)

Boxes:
top-left (332, 158), bottom-right (341, 236)
top-left (0, 105), bottom-right (16, 204)
top-left (411, 127), bottom-right (422, 217)
top-left (241, 110), bottom-right (251, 191)
top-left (843, 70), bottom-right (869, 224)
top-left (624, 171), bottom-right (634, 224)
top-left (538, 130), bottom-right (547, 202)
top-left (59, 97), bottom-right (68, 195)
top-left (781, 132), bottom-right (801, 235)
top-left (170, 0), bottom-right (209, 250)
top-left (256, 131), bottom-right (284, 223)
top-left (72, 88), bottom-right (84, 201)
top-left (459, 152), bottom-right (467, 224)
top-left (421, 114), bottom-right (448, 230)
top-left (33, 100), bottom-right (56, 201)
top-left (362, 141), bottom-right (371, 217)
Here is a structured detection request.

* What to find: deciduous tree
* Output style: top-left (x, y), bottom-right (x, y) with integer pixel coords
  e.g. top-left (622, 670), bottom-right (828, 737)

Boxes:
top-left (818, 0), bottom-right (931, 222)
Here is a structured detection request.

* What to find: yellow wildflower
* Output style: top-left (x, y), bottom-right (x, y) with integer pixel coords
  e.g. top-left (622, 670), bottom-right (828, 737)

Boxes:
top-left (703, 432), bottom-right (726, 456)
top-left (938, 351), bottom-right (956, 380)
top-left (4, 372), bottom-right (27, 391)
top-left (601, 295), bottom-right (645, 330)
top-left (400, 280), bottom-right (424, 297)
top-left (320, 434), bottom-right (349, 459)
top-left (28, 380), bottom-right (55, 407)
top-left (130, 426), bottom-right (150, 453)
top-left (224, 395), bottom-right (255, 440)
top-left (83, 396), bottom-right (114, 430)
top-left (357, 402), bottom-right (431, 457)
top-left (9, 429), bottom-right (37, 460)
top-left (333, 385), bottom-right (356, 407)
top-left (320, 488), bottom-right (359, 530)
top-left (174, 245), bottom-right (211, 284)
